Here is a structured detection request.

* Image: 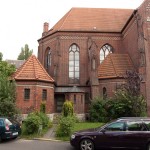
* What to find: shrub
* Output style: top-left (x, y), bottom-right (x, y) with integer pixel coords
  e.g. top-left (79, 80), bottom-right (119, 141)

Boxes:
top-left (23, 111), bottom-right (51, 135)
top-left (62, 100), bottom-right (74, 117)
top-left (40, 102), bottom-right (46, 113)
top-left (89, 97), bottom-right (109, 122)
top-left (23, 115), bottom-right (42, 134)
top-left (56, 116), bottom-right (76, 137)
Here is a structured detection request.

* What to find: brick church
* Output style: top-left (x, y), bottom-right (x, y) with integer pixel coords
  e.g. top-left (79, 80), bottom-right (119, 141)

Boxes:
top-left (13, 0), bottom-right (150, 118)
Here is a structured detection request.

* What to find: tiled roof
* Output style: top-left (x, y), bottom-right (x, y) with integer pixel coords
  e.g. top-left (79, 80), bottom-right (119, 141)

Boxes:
top-left (98, 54), bottom-right (134, 79)
top-left (49, 8), bottom-right (134, 34)
top-left (12, 55), bottom-right (54, 82)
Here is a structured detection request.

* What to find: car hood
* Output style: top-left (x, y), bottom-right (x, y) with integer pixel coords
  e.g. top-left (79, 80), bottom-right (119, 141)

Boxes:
top-left (75, 127), bottom-right (99, 135)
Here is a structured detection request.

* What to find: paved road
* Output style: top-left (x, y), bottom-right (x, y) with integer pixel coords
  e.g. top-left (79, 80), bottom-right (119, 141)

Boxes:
top-left (0, 138), bottom-right (75, 150)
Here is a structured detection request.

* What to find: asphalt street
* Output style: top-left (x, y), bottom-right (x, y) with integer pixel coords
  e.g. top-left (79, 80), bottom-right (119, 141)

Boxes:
top-left (0, 138), bottom-right (75, 150)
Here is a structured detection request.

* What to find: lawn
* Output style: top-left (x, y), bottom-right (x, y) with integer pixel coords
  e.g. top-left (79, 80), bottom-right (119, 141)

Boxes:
top-left (56, 122), bottom-right (104, 141)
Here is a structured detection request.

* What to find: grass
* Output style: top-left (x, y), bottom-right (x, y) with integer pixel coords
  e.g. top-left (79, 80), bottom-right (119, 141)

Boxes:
top-left (56, 122), bottom-right (104, 141)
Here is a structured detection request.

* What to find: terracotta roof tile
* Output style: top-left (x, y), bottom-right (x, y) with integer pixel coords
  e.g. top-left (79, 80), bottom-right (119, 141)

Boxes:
top-left (49, 8), bottom-right (134, 34)
top-left (98, 54), bottom-right (134, 79)
top-left (12, 55), bottom-right (54, 82)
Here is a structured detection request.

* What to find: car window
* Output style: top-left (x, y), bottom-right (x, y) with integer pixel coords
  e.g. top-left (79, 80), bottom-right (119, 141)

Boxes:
top-left (4, 119), bottom-right (12, 126)
top-left (126, 121), bottom-right (147, 131)
top-left (0, 119), bottom-right (4, 126)
top-left (105, 122), bottom-right (125, 131)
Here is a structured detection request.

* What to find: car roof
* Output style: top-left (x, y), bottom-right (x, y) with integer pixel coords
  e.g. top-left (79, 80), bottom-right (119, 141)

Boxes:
top-left (117, 117), bottom-right (150, 122)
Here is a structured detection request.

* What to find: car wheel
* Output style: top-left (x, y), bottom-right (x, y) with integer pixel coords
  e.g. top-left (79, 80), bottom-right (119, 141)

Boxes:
top-left (147, 143), bottom-right (150, 150)
top-left (80, 139), bottom-right (94, 150)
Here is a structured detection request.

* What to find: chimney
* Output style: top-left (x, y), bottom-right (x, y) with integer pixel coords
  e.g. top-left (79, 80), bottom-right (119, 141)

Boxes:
top-left (42, 22), bottom-right (49, 36)
top-left (43, 22), bottom-right (49, 32)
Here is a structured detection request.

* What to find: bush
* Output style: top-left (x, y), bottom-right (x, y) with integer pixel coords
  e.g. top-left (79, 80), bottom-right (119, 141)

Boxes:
top-left (56, 116), bottom-right (76, 137)
top-left (23, 115), bottom-right (42, 134)
top-left (89, 90), bottom-right (147, 122)
top-left (89, 97), bottom-right (109, 122)
top-left (62, 100), bottom-right (74, 117)
top-left (40, 102), bottom-right (46, 113)
top-left (23, 111), bottom-right (51, 135)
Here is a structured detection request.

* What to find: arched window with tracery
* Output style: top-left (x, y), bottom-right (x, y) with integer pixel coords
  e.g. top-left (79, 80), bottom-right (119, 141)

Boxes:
top-left (100, 44), bottom-right (113, 63)
top-left (69, 44), bottom-right (80, 84)
top-left (45, 47), bottom-right (51, 71)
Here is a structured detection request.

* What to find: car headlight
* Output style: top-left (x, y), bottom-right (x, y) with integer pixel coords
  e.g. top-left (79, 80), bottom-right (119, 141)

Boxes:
top-left (71, 134), bottom-right (76, 139)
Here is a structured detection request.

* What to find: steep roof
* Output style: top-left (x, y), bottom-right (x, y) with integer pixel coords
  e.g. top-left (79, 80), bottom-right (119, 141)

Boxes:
top-left (98, 54), bottom-right (134, 79)
top-left (12, 55), bottom-right (54, 82)
top-left (49, 8), bottom-right (134, 34)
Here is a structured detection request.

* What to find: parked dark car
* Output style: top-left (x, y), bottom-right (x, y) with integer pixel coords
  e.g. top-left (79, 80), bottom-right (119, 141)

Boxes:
top-left (0, 117), bottom-right (21, 142)
top-left (70, 117), bottom-right (150, 150)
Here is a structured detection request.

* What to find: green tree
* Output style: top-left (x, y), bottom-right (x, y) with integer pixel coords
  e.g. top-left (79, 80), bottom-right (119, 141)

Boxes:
top-left (0, 52), bottom-right (18, 117)
top-left (17, 44), bottom-right (33, 60)
top-left (0, 52), bottom-right (3, 61)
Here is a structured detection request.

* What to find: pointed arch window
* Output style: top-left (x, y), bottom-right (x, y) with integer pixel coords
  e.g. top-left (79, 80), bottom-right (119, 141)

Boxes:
top-left (45, 47), bottom-right (51, 70)
top-left (69, 44), bottom-right (80, 84)
top-left (103, 87), bottom-right (107, 99)
top-left (100, 44), bottom-right (113, 63)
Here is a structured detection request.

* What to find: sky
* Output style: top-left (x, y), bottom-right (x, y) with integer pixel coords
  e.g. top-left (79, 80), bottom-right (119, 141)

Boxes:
top-left (0, 0), bottom-right (144, 60)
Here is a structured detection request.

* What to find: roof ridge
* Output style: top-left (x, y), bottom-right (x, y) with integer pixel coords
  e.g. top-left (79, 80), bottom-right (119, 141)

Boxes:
top-left (59, 8), bottom-right (73, 30)
top-left (32, 56), bottom-right (38, 79)
top-left (35, 56), bottom-right (54, 82)
top-left (14, 57), bottom-right (30, 79)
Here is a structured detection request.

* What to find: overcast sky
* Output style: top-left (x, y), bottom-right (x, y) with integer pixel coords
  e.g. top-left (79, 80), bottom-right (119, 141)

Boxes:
top-left (0, 0), bottom-right (144, 60)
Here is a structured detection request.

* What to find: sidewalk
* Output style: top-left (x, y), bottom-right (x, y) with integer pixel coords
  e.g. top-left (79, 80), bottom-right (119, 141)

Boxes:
top-left (34, 124), bottom-right (59, 141)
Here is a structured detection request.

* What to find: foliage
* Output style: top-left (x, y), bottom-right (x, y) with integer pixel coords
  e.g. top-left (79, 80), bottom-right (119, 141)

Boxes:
top-left (17, 44), bottom-right (33, 60)
top-left (89, 97), bottom-right (110, 122)
top-left (40, 101), bottom-right (46, 113)
top-left (0, 71), bottom-right (16, 119)
top-left (62, 100), bottom-right (74, 117)
top-left (56, 122), bottom-right (103, 141)
top-left (23, 115), bottom-right (42, 134)
top-left (0, 60), bottom-right (16, 77)
top-left (56, 116), bottom-right (76, 137)
top-left (0, 52), bottom-right (3, 61)
top-left (23, 111), bottom-right (51, 135)
top-left (0, 100), bottom-right (19, 117)
top-left (89, 91), bottom-right (146, 121)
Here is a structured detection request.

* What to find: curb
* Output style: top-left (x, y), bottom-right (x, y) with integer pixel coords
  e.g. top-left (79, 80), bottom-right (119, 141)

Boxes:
top-left (33, 138), bottom-right (63, 142)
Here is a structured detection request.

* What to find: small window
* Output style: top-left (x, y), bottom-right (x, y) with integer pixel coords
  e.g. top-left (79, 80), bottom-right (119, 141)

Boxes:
top-left (42, 89), bottom-right (47, 100)
top-left (74, 95), bottom-right (76, 104)
top-left (103, 87), bottom-right (107, 99)
top-left (24, 89), bottom-right (30, 100)
top-left (105, 122), bottom-right (125, 131)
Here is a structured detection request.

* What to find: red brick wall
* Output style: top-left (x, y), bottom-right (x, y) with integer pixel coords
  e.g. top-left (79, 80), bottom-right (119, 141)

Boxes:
top-left (99, 79), bottom-right (126, 98)
top-left (16, 81), bottom-right (54, 114)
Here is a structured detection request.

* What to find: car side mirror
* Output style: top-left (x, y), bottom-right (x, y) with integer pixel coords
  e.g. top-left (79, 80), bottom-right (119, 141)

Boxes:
top-left (101, 128), bottom-right (106, 133)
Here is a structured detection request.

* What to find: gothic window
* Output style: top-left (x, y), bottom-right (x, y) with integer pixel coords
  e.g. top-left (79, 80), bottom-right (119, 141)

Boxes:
top-left (69, 44), bottom-right (80, 84)
top-left (103, 87), bottom-right (107, 99)
top-left (45, 47), bottom-right (51, 70)
top-left (100, 44), bottom-right (113, 63)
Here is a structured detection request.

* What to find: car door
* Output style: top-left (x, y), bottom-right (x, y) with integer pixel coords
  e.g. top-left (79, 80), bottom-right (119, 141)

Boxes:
top-left (95, 121), bottom-right (127, 149)
top-left (121, 121), bottom-right (149, 149)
